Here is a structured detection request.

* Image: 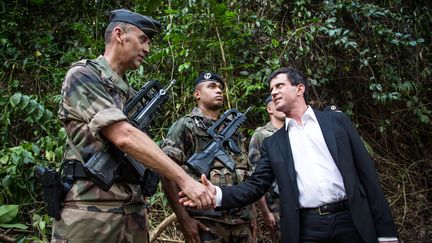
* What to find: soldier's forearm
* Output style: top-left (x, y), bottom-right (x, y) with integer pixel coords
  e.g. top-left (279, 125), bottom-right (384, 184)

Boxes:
top-left (161, 177), bottom-right (192, 219)
top-left (257, 196), bottom-right (271, 215)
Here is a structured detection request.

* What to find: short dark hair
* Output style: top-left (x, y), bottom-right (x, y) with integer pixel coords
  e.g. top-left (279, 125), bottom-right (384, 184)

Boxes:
top-left (104, 22), bottom-right (133, 44)
top-left (266, 67), bottom-right (310, 104)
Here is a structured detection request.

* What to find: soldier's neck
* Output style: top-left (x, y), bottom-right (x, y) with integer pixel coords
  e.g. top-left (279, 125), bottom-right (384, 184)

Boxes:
top-left (270, 116), bottom-right (285, 129)
top-left (103, 48), bottom-right (126, 77)
top-left (198, 106), bottom-right (220, 120)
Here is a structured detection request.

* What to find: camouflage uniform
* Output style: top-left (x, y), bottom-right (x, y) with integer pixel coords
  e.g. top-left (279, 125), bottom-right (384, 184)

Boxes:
top-left (53, 56), bottom-right (148, 243)
top-left (248, 122), bottom-right (281, 243)
top-left (162, 107), bottom-right (255, 242)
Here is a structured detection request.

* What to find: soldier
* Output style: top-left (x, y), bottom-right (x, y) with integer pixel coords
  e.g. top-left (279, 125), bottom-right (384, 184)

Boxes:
top-left (249, 95), bottom-right (285, 243)
top-left (161, 72), bottom-right (256, 243)
top-left (53, 9), bottom-right (213, 243)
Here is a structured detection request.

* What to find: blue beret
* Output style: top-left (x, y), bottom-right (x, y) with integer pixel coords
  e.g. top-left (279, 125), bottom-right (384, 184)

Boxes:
top-left (109, 9), bottom-right (162, 39)
top-left (323, 104), bottom-right (343, 112)
top-left (194, 72), bottom-right (225, 89)
top-left (265, 95), bottom-right (273, 105)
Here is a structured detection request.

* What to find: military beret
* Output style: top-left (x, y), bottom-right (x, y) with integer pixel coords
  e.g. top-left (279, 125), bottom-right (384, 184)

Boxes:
top-left (323, 104), bottom-right (343, 112)
top-left (109, 9), bottom-right (162, 39)
top-left (265, 95), bottom-right (273, 105)
top-left (194, 72), bottom-right (225, 89)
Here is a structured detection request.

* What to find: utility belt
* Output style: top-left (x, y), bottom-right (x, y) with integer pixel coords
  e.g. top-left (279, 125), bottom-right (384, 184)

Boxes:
top-left (187, 207), bottom-right (252, 220)
top-left (35, 156), bottom-right (157, 220)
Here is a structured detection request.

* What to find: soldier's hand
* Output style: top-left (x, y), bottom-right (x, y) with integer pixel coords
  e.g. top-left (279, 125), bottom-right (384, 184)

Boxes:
top-left (263, 211), bottom-right (277, 232)
top-left (179, 175), bottom-right (217, 208)
top-left (178, 216), bottom-right (209, 243)
top-left (178, 177), bottom-right (214, 209)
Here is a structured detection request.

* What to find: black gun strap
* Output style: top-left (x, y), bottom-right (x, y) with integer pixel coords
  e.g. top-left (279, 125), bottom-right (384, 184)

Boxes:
top-left (63, 159), bottom-right (144, 185)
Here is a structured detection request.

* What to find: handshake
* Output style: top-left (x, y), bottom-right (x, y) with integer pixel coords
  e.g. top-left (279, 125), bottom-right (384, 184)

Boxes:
top-left (179, 175), bottom-right (217, 209)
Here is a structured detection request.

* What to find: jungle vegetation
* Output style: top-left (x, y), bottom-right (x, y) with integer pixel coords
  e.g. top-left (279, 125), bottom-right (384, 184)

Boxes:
top-left (0, 0), bottom-right (430, 242)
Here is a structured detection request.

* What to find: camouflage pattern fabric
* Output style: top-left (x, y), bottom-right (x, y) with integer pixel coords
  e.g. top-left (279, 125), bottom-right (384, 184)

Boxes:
top-left (51, 207), bottom-right (148, 243)
top-left (55, 56), bottom-right (148, 242)
top-left (267, 197), bottom-right (281, 242)
top-left (197, 218), bottom-right (254, 243)
top-left (162, 107), bottom-right (255, 226)
top-left (248, 122), bottom-right (281, 242)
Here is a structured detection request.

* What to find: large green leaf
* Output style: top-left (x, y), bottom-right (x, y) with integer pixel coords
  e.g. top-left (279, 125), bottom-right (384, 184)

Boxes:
top-left (9, 93), bottom-right (22, 107)
top-left (0, 204), bottom-right (19, 224)
top-left (0, 223), bottom-right (28, 229)
top-left (18, 94), bottom-right (30, 110)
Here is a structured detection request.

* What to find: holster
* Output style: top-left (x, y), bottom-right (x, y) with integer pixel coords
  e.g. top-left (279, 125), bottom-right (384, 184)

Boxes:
top-left (34, 166), bottom-right (70, 220)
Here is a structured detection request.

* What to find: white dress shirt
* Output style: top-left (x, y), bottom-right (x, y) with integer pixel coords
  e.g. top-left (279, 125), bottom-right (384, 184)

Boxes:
top-left (285, 106), bottom-right (346, 208)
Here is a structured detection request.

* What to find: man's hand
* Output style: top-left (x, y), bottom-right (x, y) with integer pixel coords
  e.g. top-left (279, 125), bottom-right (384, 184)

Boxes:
top-left (178, 176), bottom-right (215, 209)
top-left (263, 211), bottom-right (276, 231)
top-left (178, 215), bottom-right (209, 243)
top-left (179, 174), bottom-right (216, 208)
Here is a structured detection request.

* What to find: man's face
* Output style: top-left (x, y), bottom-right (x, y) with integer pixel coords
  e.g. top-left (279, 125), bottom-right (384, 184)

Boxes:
top-left (268, 101), bottom-right (286, 121)
top-left (119, 25), bottom-right (150, 70)
top-left (269, 73), bottom-right (301, 114)
top-left (194, 81), bottom-right (224, 110)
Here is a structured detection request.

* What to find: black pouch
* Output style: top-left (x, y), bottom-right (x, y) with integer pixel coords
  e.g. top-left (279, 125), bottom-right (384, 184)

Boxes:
top-left (140, 169), bottom-right (160, 197)
top-left (34, 166), bottom-right (64, 220)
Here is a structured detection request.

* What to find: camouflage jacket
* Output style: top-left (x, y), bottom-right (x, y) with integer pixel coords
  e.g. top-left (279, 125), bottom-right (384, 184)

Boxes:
top-left (248, 122), bottom-right (280, 201)
top-left (58, 56), bottom-right (146, 214)
top-left (248, 122), bottom-right (278, 170)
top-left (162, 107), bottom-right (255, 223)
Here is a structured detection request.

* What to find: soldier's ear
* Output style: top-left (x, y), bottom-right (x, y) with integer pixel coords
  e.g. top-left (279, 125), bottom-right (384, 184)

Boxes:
top-left (266, 105), bottom-right (273, 114)
top-left (113, 26), bottom-right (125, 44)
top-left (194, 89), bottom-right (200, 100)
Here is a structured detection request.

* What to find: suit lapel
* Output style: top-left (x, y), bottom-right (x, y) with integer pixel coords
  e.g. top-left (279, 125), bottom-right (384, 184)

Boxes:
top-left (315, 110), bottom-right (340, 167)
top-left (275, 126), bottom-right (299, 196)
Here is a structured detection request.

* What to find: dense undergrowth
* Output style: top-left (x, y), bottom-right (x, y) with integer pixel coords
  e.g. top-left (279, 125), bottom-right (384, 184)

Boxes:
top-left (0, 0), bottom-right (430, 242)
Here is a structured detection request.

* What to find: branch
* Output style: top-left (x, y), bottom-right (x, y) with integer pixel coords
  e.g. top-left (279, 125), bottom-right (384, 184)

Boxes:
top-left (215, 25), bottom-right (231, 109)
top-left (0, 234), bottom-right (15, 243)
top-left (150, 213), bottom-right (178, 243)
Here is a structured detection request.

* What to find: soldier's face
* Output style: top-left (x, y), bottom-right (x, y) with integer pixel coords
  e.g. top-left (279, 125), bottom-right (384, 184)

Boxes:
top-left (119, 25), bottom-right (150, 70)
top-left (194, 81), bottom-right (224, 110)
top-left (268, 101), bottom-right (286, 121)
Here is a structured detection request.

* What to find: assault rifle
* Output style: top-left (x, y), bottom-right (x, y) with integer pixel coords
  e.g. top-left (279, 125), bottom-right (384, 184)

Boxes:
top-left (83, 79), bottom-right (176, 195)
top-left (185, 107), bottom-right (251, 177)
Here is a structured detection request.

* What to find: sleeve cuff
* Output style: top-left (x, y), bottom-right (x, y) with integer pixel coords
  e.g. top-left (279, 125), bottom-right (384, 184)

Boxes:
top-left (89, 107), bottom-right (127, 140)
top-left (215, 186), bottom-right (222, 207)
top-left (378, 237), bottom-right (398, 242)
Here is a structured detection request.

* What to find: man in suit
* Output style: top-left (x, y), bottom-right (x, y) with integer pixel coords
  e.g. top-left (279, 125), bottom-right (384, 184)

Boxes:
top-left (181, 67), bottom-right (398, 243)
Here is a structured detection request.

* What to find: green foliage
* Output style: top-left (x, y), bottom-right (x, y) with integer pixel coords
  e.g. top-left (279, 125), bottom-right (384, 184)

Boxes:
top-left (0, 0), bottom-right (430, 241)
top-left (0, 205), bottom-right (28, 230)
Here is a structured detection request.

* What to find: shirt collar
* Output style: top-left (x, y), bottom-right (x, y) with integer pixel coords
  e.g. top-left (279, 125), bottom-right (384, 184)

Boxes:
top-left (285, 106), bottom-right (317, 130)
top-left (95, 55), bottom-right (130, 95)
top-left (189, 107), bottom-right (217, 125)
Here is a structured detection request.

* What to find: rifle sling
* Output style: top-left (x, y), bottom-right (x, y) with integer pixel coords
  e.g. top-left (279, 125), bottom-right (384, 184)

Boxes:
top-left (63, 160), bottom-right (141, 185)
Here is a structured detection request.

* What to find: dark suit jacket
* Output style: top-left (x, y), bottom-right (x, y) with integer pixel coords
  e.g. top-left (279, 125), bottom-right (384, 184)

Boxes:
top-left (220, 110), bottom-right (398, 243)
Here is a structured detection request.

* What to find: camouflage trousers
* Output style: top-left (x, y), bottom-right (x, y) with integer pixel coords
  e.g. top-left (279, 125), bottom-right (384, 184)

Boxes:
top-left (51, 207), bottom-right (148, 243)
top-left (198, 218), bottom-right (254, 243)
top-left (267, 197), bottom-right (281, 243)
